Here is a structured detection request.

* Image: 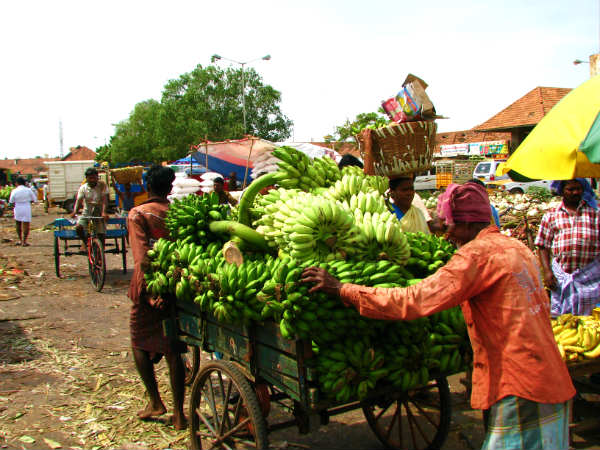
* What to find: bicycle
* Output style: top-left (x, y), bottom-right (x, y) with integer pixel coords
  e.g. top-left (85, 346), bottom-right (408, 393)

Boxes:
top-left (53, 215), bottom-right (127, 292)
top-left (77, 215), bottom-right (107, 292)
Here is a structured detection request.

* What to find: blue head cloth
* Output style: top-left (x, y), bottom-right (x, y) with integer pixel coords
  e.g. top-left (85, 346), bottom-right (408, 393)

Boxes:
top-left (550, 178), bottom-right (598, 210)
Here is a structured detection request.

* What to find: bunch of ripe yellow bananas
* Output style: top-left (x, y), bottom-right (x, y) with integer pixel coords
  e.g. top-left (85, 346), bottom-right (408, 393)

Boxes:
top-left (551, 313), bottom-right (600, 362)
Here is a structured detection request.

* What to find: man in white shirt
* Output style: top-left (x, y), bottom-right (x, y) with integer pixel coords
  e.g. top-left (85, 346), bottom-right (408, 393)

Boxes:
top-left (9, 177), bottom-right (38, 246)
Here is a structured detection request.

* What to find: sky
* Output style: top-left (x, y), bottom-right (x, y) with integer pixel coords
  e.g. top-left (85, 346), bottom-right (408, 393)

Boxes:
top-left (0, 0), bottom-right (598, 160)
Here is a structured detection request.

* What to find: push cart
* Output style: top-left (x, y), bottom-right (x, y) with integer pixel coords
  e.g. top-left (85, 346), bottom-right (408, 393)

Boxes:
top-left (53, 217), bottom-right (128, 290)
top-left (164, 299), bottom-right (453, 450)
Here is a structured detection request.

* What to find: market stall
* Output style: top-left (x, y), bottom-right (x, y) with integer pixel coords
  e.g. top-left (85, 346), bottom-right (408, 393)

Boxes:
top-left (189, 137), bottom-right (276, 188)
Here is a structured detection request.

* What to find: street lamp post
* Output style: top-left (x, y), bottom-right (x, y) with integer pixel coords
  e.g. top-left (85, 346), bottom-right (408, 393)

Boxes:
top-left (211, 54), bottom-right (271, 135)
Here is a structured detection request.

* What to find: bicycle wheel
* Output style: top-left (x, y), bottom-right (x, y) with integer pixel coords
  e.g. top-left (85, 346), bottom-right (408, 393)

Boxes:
top-left (88, 238), bottom-right (106, 292)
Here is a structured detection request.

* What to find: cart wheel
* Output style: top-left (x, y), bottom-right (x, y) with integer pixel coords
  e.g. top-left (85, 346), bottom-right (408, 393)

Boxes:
top-left (88, 238), bottom-right (106, 292)
top-left (189, 360), bottom-right (268, 450)
top-left (121, 236), bottom-right (127, 273)
top-left (54, 235), bottom-right (61, 278)
top-left (183, 345), bottom-right (201, 386)
top-left (362, 377), bottom-right (451, 450)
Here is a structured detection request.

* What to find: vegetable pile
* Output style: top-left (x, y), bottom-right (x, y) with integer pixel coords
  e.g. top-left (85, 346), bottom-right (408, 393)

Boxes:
top-left (145, 146), bottom-right (470, 402)
top-left (0, 185), bottom-right (14, 201)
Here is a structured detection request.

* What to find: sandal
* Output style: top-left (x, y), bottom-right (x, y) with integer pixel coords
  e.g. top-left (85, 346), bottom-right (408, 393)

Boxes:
top-left (22, 243), bottom-right (30, 247)
top-left (14, 242), bottom-right (21, 246)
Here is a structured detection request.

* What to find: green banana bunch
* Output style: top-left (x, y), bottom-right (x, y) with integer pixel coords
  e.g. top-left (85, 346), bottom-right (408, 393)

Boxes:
top-left (313, 339), bottom-right (388, 402)
top-left (351, 209), bottom-right (411, 266)
top-left (165, 192), bottom-right (230, 246)
top-left (271, 146), bottom-right (340, 192)
top-left (0, 185), bottom-right (14, 201)
top-left (255, 191), bottom-right (362, 262)
top-left (404, 232), bottom-right (456, 277)
top-left (325, 174), bottom-right (374, 203)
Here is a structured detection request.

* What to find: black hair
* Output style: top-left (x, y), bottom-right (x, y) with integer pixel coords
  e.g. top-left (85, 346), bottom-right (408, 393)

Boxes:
top-left (16, 177), bottom-right (26, 185)
top-left (85, 167), bottom-right (98, 177)
top-left (146, 165), bottom-right (175, 197)
top-left (338, 154), bottom-right (364, 169)
top-left (389, 176), bottom-right (414, 191)
top-left (213, 177), bottom-right (224, 184)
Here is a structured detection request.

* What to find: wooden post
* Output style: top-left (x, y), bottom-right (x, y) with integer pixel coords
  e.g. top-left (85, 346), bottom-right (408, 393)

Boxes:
top-left (242, 137), bottom-right (255, 190)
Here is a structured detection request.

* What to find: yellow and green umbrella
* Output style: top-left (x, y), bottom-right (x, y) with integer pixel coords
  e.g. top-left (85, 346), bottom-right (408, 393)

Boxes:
top-left (497, 74), bottom-right (600, 180)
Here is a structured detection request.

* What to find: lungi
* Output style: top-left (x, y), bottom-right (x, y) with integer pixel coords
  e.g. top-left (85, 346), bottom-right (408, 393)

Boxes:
top-left (482, 395), bottom-right (569, 450)
top-left (551, 258), bottom-right (600, 317)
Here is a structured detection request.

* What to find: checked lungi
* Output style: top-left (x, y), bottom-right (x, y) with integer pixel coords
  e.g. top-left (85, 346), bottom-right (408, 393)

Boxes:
top-left (482, 396), bottom-right (569, 450)
top-left (551, 257), bottom-right (600, 317)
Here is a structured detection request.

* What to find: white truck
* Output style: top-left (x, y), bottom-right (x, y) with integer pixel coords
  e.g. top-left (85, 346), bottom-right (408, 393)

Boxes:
top-left (45, 161), bottom-right (115, 212)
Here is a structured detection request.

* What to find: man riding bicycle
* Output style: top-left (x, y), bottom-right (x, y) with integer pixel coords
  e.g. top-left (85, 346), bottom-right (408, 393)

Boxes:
top-left (71, 167), bottom-right (109, 252)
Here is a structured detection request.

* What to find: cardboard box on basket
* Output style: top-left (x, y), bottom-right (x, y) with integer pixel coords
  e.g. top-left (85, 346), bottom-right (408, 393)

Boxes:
top-left (381, 74), bottom-right (436, 123)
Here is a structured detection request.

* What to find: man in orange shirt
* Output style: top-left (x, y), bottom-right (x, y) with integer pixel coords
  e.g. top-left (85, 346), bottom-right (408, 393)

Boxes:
top-left (302, 182), bottom-right (574, 450)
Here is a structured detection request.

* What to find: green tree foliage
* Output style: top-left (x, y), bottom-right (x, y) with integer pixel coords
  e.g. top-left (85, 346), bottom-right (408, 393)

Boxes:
top-left (99, 65), bottom-right (292, 164)
top-left (324, 110), bottom-right (389, 143)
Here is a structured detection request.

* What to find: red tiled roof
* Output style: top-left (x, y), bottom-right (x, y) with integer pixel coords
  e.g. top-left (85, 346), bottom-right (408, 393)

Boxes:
top-left (0, 157), bottom-right (59, 176)
top-left (62, 146), bottom-right (97, 161)
top-left (474, 87), bottom-right (572, 131)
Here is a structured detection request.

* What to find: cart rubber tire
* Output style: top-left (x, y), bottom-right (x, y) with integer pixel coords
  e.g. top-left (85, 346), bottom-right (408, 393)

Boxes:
top-left (183, 345), bottom-right (201, 386)
top-left (189, 360), bottom-right (268, 450)
top-left (88, 238), bottom-right (106, 292)
top-left (121, 236), bottom-right (127, 273)
top-left (510, 188), bottom-right (524, 194)
top-left (362, 377), bottom-right (451, 450)
top-left (54, 235), bottom-right (61, 278)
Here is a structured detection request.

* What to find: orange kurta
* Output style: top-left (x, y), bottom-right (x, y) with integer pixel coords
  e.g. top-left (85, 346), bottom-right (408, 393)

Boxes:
top-left (341, 226), bottom-right (575, 410)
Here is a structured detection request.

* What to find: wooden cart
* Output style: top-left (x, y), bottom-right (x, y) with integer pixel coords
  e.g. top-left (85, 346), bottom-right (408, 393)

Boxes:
top-left (53, 217), bottom-right (128, 278)
top-left (164, 299), bottom-right (455, 450)
top-left (568, 358), bottom-right (600, 441)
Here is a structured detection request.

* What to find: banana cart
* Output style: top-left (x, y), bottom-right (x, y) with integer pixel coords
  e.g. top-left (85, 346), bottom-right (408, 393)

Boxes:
top-left (164, 299), bottom-right (455, 450)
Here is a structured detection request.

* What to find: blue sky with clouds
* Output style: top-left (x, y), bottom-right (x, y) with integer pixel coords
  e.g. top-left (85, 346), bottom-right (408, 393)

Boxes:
top-left (1, 0), bottom-right (598, 159)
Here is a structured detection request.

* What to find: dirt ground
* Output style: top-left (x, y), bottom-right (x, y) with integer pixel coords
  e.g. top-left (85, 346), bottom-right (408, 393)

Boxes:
top-left (0, 204), bottom-right (599, 450)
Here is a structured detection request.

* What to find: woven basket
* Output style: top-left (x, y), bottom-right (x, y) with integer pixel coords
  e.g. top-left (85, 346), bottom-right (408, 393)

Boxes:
top-left (356, 121), bottom-right (437, 178)
top-left (111, 166), bottom-right (144, 184)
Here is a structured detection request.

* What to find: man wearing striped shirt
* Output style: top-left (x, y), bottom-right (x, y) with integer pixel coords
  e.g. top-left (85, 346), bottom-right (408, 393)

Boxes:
top-left (535, 178), bottom-right (600, 316)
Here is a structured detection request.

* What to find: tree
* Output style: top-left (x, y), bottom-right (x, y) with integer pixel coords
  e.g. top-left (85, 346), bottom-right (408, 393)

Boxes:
top-left (324, 110), bottom-right (389, 143)
top-left (159, 65), bottom-right (292, 158)
top-left (98, 100), bottom-right (163, 164)
top-left (98, 64), bottom-right (293, 164)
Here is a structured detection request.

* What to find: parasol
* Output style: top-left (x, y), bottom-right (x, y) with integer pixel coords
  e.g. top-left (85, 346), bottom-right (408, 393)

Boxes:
top-left (497, 75), bottom-right (600, 180)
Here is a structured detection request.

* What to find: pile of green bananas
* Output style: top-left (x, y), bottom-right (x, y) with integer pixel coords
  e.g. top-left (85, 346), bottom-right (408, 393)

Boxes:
top-left (254, 191), bottom-right (362, 261)
top-left (143, 148), bottom-right (472, 403)
top-left (325, 174), bottom-right (386, 203)
top-left (0, 185), bottom-right (14, 201)
top-left (165, 192), bottom-right (230, 246)
top-left (404, 232), bottom-right (456, 277)
top-left (271, 146), bottom-right (340, 191)
top-left (312, 340), bottom-right (388, 402)
top-left (340, 166), bottom-right (388, 195)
